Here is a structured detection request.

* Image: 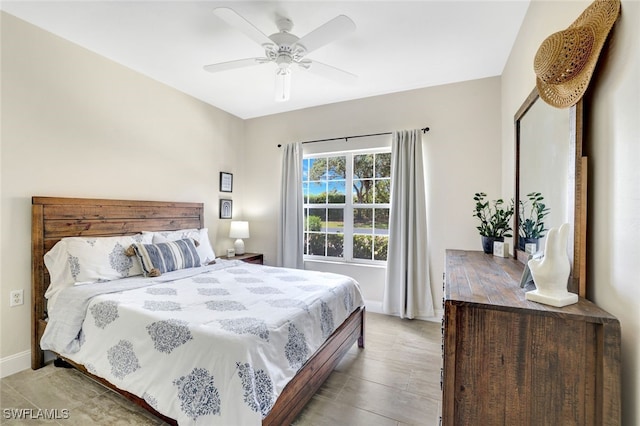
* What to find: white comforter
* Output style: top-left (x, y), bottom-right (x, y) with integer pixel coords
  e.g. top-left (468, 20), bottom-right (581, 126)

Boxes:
top-left (41, 260), bottom-right (363, 425)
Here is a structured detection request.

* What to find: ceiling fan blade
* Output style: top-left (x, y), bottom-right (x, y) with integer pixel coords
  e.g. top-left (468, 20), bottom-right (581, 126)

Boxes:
top-left (300, 60), bottom-right (357, 84)
top-left (203, 58), bottom-right (268, 73)
top-left (295, 15), bottom-right (356, 54)
top-left (213, 7), bottom-right (273, 47)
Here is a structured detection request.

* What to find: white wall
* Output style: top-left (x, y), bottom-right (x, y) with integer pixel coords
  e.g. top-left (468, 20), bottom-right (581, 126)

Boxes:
top-left (501, 1), bottom-right (640, 424)
top-left (1, 10), bottom-right (502, 377)
top-left (0, 12), bottom-right (246, 374)
top-left (9, 6), bottom-right (635, 421)
top-left (243, 77), bottom-right (503, 314)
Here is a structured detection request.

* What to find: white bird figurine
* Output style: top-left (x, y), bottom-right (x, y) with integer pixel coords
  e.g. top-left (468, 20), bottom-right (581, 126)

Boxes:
top-left (525, 223), bottom-right (578, 307)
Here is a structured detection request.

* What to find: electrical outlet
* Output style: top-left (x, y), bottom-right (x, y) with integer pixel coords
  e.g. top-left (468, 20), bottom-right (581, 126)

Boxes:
top-left (10, 290), bottom-right (24, 307)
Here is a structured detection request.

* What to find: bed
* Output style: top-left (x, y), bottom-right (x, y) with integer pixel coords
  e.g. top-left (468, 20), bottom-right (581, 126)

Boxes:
top-left (31, 196), bottom-right (365, 425)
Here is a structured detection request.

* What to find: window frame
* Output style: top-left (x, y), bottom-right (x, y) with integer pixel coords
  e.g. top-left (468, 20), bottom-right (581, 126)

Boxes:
top-left (303, 148), bottom-right (392, 265)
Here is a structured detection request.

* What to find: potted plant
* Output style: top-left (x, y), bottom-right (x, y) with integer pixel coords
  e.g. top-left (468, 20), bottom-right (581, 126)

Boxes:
top-left (518, 191), bottom-right (550, 252)
top-left (473, 192), bottom-right (514, 254)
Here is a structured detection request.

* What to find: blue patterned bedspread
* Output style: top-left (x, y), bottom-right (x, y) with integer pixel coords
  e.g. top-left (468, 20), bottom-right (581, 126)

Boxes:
top-left (42, 260), bottom-right (363, 425)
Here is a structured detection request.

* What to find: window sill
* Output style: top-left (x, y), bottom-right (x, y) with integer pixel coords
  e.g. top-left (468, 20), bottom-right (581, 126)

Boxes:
top-left (303, 258), bottom-right (387, 269)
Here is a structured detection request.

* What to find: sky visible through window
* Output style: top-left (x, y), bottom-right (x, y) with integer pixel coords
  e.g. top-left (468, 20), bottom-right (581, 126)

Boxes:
top-left (303, 158), bottom-right (345, 197)
top-left (303, 152), bottom-right (391, 261)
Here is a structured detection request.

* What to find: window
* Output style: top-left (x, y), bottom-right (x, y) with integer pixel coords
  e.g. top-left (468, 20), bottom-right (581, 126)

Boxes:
top-left (303, 149), bottom-right (391, 263)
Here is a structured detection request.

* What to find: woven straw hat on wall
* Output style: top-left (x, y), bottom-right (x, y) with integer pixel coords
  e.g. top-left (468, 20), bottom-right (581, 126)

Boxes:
top-left (534, 0), bottom-right (621, 109)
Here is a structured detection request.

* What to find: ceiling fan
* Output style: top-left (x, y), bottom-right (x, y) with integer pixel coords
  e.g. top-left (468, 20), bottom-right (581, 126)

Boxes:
top-left (204, 7), bottom-right (357, 102)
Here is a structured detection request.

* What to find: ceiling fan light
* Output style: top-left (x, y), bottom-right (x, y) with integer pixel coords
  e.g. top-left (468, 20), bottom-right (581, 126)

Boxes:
top-left (275, 68), bottom-right (291, 102)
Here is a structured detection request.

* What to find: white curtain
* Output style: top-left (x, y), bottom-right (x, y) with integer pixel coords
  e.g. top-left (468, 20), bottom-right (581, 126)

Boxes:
top-left (383, 129), bottom-right (434, 319)
top-left (277, 142), bottom-right (304, 269)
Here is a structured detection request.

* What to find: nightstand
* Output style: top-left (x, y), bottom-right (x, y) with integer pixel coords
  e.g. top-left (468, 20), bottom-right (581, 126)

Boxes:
top-left (222, 252), bottom-right (263, 265)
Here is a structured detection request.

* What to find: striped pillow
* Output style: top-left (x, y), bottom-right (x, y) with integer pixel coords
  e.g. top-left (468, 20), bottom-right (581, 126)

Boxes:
top-left (130, 239), bottom-right (201, 277)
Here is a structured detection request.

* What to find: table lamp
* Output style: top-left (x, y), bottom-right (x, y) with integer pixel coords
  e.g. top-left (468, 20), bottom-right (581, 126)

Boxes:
top-left (229, 221), bottom-right (250, 255)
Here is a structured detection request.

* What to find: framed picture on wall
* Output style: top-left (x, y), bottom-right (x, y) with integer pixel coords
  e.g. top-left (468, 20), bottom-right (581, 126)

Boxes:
top-left (220, 172), bottom-right (233, 192)
top-left (219, 199), bottom-right (232, 219)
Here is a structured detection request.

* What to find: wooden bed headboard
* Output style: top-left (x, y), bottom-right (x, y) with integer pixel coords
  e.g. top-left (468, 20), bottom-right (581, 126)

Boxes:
top-left (31, 196), bottom-right (205, 370)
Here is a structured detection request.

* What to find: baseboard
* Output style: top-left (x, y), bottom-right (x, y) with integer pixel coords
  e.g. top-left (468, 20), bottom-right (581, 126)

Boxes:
top-left (365, 301), bottom-right (444, 322)
top-left (363, 300), bottom-right (383, 314)
top-left (416, 308), bottom-right (444, 322)
top-left (0, 350), bottom-right (31, 379)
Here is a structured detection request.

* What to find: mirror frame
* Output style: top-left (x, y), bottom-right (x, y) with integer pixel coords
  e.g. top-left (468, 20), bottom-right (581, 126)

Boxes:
top-left (514, 87), bottom-right (587, 297)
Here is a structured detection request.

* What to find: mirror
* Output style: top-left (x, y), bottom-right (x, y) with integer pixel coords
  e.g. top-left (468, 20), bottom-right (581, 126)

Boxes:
top-left (514, 87), bottom-right (586, 297)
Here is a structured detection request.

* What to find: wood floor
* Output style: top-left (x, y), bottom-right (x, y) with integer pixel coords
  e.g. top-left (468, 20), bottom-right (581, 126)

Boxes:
top-left (1, 312), bottom-right (442, 425)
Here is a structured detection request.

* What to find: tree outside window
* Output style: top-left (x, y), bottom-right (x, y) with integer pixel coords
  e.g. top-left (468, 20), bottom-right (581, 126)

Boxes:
top-left (303, 150), bottom-right (391, 262)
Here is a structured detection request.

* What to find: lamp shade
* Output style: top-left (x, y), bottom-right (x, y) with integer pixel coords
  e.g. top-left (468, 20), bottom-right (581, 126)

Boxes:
top-left (229, 221), bottom-right (250, 239)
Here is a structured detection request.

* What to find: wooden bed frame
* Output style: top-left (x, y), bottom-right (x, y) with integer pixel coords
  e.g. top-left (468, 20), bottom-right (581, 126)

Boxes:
top-left (32, 196), bottom-right (365, 425)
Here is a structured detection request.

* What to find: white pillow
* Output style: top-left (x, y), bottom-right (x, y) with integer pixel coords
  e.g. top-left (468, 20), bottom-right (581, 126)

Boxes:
top-left (147, 228), bottom-right (216, 265)
top-left (44, 233), bottom-right (153, 299)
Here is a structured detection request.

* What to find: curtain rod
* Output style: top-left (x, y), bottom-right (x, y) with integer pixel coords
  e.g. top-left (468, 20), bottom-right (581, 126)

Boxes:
top-left (276, 126), bottom-right (430, 148)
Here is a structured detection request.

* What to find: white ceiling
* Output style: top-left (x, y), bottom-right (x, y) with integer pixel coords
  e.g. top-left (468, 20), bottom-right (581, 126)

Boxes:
top-left (1, 1), bottom-right (530, 119)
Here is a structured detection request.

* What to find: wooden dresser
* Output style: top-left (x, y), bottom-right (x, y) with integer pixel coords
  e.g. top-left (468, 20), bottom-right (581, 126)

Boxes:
top-left (441, 250), bottom-right (621, 425)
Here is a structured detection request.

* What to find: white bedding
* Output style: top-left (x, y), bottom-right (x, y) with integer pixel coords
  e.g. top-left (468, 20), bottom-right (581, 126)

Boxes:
top-left (41, 260), bottom-right (363, 425)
